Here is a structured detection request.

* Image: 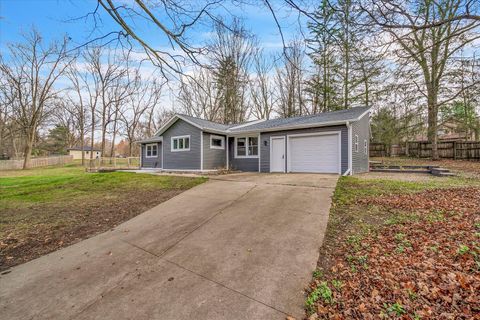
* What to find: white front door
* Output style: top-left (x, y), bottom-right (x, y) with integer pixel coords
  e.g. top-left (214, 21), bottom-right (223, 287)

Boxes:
top-left (270, 137), bottom-right (285, 172)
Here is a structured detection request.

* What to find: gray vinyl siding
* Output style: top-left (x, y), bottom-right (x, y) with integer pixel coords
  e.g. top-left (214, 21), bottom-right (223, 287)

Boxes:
top-left (140, 142), bottom-right (162, 168)
top-left (163, 119), bottom-right (201, 170)
top-left (203, 132), bottom-right (227, 170)
top-left (351, 114), bottom-right (370, 173)
top-left (260, 125), bottom-right (349, 174)
top-left (228, 137), bottom-right (259, 172)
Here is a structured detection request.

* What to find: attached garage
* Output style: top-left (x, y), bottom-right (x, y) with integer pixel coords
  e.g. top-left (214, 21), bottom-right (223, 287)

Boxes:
top-left (287, 132), bottom-right (341, 174)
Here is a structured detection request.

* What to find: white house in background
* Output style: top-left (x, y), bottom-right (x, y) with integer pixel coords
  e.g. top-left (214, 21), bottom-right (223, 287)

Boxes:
top-left (67, 146), bottom-right (101, 160)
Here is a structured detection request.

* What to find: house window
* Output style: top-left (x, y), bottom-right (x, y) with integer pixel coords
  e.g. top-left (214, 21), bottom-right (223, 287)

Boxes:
top-left (146, 143), bottom-right (158, 158)
top-left (210, 135), bottom-right (225, 149)
top-left (364, 140), bottom-right (368, 155)
top-left (171, 135), bottom-right (190, 152)
top-left (354, 135), bottom-right (359, 153)
top-left (235, 136), bottom-right (258, 158)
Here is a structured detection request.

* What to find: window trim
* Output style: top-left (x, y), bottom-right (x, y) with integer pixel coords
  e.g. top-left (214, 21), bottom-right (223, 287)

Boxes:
top-left (364, 139), bottom-right (368, 155)
top-left (354, 135), bottom-right (359, 153)
top-left (171, 135), bottom-right (191, 152)
top-left (234, 136), bottom-right (259, 158)
top-left (145, 143), bottom-right (158, 158)
top-left (210, 134), bottom-right (225, 150)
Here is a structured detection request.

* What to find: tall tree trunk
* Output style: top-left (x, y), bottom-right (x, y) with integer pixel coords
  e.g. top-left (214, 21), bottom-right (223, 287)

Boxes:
top-left (23, 131), bottom-right (34, 169)
top-left (427, 87), bottom-right (439, 160)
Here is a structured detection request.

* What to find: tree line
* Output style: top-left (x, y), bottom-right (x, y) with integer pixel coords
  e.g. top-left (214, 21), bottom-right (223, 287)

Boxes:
top-left (1, 0), bottom-right (479, 168)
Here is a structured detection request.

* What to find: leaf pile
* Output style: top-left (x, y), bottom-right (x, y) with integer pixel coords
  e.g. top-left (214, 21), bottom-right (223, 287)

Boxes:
top-left (306, 187), bottom-right (480, 319)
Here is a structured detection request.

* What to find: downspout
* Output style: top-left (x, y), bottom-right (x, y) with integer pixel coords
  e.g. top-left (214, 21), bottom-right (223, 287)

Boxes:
top-left (344, 121), bottom-right (353, 176)
top-left (200, 131), bottom-right (204, 171)
top-left (226, 136), bottom-right (229, 170)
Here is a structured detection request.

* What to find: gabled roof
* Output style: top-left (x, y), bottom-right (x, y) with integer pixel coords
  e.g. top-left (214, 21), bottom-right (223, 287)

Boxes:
top-left (228, 107), bottom-right (370, 133)
top-left (177, 114), bottom-right (234, 132)
top-left (154, 114), bottom-right (233, 136)
top-left (153, 107), bottom-right (370, 138)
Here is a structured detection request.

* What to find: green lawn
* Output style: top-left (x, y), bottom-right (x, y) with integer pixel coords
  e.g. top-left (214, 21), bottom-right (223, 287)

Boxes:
top-left (0, 164), bottom-right (205, 209)
top-left (0, 164), bottom-right (207, 270)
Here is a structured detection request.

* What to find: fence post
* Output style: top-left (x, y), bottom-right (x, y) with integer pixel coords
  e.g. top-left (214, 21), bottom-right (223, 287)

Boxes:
top-left (453, 141), bottom-right (457, 160)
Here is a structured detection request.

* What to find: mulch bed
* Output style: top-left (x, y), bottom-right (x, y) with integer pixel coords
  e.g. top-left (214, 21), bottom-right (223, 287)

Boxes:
top-left (306, 188), bottom-right (480, 319)
top-left (0, 189), bottom-right (182, 271)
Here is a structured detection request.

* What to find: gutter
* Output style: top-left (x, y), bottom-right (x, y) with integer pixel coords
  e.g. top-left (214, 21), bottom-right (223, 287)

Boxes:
top-left (346, 121), bottom-right (353, 175)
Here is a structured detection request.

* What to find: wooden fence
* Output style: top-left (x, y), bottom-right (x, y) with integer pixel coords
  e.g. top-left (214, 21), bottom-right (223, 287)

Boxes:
top-left (370, 141), bottom-right (480, 160)
top-left (369, 143), bottom-right (405, 157)
top-left (0, 155), bottom-right (74, 170)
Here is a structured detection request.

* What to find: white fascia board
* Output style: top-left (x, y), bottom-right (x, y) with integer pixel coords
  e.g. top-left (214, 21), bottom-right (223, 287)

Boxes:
top-left (352, 108), bottom-right (371, 122)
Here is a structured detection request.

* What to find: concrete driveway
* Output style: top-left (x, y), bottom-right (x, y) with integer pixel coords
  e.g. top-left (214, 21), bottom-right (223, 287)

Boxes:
top-left (0, 173), bottom-right (338, 320)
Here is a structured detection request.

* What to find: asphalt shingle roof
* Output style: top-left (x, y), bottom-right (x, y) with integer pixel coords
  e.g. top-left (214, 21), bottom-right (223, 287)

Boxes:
top-left (178, 114), bottom-right (234, 132)
top-left (228, 106), bottom-right (370, 133)
top-left (150, 107), bottom-right (370, 141)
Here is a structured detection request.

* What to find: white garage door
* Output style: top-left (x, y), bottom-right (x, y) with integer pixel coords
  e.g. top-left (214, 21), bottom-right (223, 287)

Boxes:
top-left (288, 133), bottom-right (340, 173)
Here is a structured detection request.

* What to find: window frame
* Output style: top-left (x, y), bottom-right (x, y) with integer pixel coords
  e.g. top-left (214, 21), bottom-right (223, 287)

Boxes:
top-left (210, 134), bottom-right (225, 150)
top-left (145, 143), bottom-right (158, 158)
top-left (234, 136), bottom-right (259, 158)
top-left (354, 135), bottom-right (359, 153)
top-left (364, 139), bottom-right (368, 155)
top-left (171, 135), bottom-right (190, 152)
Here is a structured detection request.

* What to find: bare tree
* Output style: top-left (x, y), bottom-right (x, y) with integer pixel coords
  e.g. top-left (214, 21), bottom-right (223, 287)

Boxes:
top-left (250, 50), bottom-right (275, 120)
top-left (66, 60), bottom-right (89, 165)
top-left (275, 40), bottom-right (306, 118)
top-left (178, 67), bottom-right (221, 120)
top-left (121, 70), bottom-right (163, 156)
top-left (210, 19), bottom-right (255, 124)
top-left (365, 0), bottom-right (480, 159)
top-left (0, 29), bottom-right (72, 168)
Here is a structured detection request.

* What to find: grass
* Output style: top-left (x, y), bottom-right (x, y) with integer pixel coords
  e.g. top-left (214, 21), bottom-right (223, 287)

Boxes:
top-left (0, 164), bottom-right (207, 270)
top-left (0, 164), bottom-right (204, 209)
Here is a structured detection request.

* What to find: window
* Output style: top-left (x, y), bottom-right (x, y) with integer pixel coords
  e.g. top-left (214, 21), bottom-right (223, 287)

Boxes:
top-left (248, 137), bottom-right (258, 156)
top-left (210, 135), bottom-right (225, 149)
top-left (364, 140), bottom-right (368, 155)
top-left (235, 136), bottom-right (259, 158)
top-left (146, 143), bottom-right (158, 157)
top-left (354, 135), bottom-right (359, 153)
top-left (171, 135), bottom-right (190, 152)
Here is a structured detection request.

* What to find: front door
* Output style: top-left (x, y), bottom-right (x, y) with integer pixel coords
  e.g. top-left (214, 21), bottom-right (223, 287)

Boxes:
top-left (270, 137), bottom-right (286, 172)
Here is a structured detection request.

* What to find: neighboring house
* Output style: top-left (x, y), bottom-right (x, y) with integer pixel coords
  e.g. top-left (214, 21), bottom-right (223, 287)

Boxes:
top-left (137, 107), bottom-right (371, 175)
top-left (67, 146), bottom-right (102, 160)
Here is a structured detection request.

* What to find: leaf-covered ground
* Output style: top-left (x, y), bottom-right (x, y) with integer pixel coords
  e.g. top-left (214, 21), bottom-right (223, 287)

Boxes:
top-left (305, 176), bottom-right (480, 320)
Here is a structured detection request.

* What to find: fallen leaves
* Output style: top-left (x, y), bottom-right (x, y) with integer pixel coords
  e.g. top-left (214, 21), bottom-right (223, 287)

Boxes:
top-left (306, 187), bottom-right (480, 319)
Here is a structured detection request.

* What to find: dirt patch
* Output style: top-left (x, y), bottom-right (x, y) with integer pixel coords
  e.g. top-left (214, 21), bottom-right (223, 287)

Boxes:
top-left (0, 188), bottom-right (183, 271)
top-left (306, 186), bottom-right (480, 319)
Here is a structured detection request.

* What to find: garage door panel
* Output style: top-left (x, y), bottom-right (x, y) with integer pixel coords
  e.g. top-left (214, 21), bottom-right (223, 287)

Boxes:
top-left (288, 134), bottom-right (339, 173)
